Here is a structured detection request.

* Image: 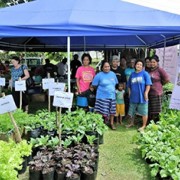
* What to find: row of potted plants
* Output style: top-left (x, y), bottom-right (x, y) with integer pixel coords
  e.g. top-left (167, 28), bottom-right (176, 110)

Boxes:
top-left (29, 143), bottom-right (98, 180)
top-left (135, 84), bottom-right (180, 180)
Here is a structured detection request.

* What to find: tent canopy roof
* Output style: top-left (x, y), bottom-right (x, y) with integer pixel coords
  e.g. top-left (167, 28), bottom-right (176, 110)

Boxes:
top-left (0, 0), bottom-right (180, 51)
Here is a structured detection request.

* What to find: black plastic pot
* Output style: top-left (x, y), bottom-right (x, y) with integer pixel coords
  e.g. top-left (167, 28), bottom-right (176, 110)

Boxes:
top-left (85, 131), bottom-right (99, 145)
top-left (54, 170), bottom-right (66, 180)
top-left (81, 171), bottom-right (97, 180)
top-left (29, 169), bottom-right (42, 180)
top-left (28, 128), bottom-right (41, 138)
top-left (18, 157), bottom-right (27, 174)
top-left (27, 155), bottom-right (32, 164)
top-left (98, 134), bottom-right (104, 144)
top-left (66, 174), bottom-right (80, 180)
top-left (42, 169), bottom-right (55, 180)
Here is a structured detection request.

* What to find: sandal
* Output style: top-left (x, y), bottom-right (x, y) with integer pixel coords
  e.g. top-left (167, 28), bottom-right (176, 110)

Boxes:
top-left (110, 124), bottom-right (116, 130)
top-left (126, 124), bottom-right (134, 128)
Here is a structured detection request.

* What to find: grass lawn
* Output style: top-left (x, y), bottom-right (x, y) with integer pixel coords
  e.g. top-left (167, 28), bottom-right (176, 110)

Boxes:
top-left (96, 124), bottom-right (154, 180)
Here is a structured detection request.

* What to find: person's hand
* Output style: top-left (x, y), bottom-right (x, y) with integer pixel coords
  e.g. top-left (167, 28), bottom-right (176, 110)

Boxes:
top-left (144, 92), bottom-right (148, 101)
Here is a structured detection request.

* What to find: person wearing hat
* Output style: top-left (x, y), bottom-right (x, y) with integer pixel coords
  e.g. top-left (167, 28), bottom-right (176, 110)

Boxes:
top-left (148, 55), bottom-right (169, 121)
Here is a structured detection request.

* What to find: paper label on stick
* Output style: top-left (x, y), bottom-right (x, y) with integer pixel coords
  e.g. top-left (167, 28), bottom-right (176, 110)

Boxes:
top-left (0, 95), bottom-right (17, 114)
top-left (53, 91), bottom-right (73, 108)
top-left (15, 80), bottom-right (26, 91)
top-left (49, 82), bottom-right (65, 96)
top-left (0, 78), bottom-right (5, 86)
top-left (42, 78), bottom-right (55, 90)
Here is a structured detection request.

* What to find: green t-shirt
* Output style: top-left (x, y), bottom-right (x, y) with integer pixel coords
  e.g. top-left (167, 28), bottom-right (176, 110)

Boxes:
top-left (116, 90), bottom-right (125, 104)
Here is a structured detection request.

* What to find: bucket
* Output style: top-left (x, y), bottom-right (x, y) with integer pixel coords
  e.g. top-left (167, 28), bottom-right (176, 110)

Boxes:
top-left (76, 96), bottom-right (88, 107)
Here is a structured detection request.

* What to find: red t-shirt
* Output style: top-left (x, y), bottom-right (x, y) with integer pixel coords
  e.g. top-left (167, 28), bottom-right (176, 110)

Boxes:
top-left (149, 67), bottom-right (169, 96)
top-left (75, 66), bottom-right (95, 92)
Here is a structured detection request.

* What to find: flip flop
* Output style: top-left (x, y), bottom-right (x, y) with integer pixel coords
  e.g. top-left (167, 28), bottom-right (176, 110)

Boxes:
top-left (110, 124), bottom-right (116, 130)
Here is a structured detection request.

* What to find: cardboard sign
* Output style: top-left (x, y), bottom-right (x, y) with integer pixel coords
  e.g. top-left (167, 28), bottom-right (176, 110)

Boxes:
top-left (0, 78), bottom-right (5, 86)
top-left (15, 80), bottom-right (26, 91)
top-left (53, 91), bottom-right (73, 108)
top-left (49, 82), bottom-right (66, 96)
top-left (0, 95), bottom-right (17, 114)
top-left (42, 78), bottom-right (55, 90)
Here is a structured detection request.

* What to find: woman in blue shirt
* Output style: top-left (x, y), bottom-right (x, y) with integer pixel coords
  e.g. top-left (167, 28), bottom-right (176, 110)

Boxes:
top-left (127, 59), bottom-right (152, 132)
top-left (92, 60), bottom-right (118, 130)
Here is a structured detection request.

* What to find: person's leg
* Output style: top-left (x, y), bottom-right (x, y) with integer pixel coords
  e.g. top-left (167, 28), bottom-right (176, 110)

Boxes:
top-left (137, 103), bottom-right (148, 131)
top-left (110, 115), bottom-right (116, 130)
top-left (126, 103), bottom-right (136, 128)
top-left (119, 115), bottom-right (123, 124)
top-left (109, 99), bottom-right (116, 130)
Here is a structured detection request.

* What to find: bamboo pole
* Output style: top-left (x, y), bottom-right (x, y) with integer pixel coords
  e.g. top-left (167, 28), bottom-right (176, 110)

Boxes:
top-left (58, 107), bottom-right (62, 147)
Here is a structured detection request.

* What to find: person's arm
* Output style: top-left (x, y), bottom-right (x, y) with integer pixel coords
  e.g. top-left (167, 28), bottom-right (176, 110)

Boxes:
top-left (76, 78), bottom-right (81, 94)
top-left (144, 85), bottom-right (150, 101)
top-left (21, 68), bottom-right (30, 80)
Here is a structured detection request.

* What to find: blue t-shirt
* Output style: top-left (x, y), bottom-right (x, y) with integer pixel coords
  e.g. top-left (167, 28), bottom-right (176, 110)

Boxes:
top-left (127, 70), bottom-right (152, 104)
top-left (92, 71), bottom-right (118, 99)
top-left (11, 65), bottom-right (28, 87)
top-left (125, 68), bottom-right (135, 82)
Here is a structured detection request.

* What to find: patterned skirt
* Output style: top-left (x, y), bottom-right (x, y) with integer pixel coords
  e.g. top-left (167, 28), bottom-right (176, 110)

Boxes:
top-left (149, 95), bottom-right (162, 114)
top-left (94, 99), bottom-right (116, 116)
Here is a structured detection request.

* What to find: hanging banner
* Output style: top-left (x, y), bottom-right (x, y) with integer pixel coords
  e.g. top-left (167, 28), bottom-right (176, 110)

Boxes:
top-left (15, 80), bottom-right (26, 91)
top-left (49, 82), bottom-right (66, 96)
top-left (169, 56), bottom-right (180, 110)
top-left (42, 78), bottom-right (55, 90)
top-left (0, 95), bottom-right (17, 114)
top-left (53, 91), bottom-right (73, 108)
top-left (0, 78), bottom-right (5, 86)
top-left (156, 45), bottom-right (178, 83)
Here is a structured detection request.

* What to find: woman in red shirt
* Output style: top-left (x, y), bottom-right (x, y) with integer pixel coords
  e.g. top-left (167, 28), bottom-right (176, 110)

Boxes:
top-left (148, 55), bottom-right (169, 121)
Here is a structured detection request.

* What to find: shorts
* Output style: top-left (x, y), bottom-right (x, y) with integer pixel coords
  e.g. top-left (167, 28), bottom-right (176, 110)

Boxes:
top-left (128, 103), bottom-right (148, 117)
top-left (116, 104), bottom-right (125, 116)
top-left (94, 99), bottom-right (116, 116)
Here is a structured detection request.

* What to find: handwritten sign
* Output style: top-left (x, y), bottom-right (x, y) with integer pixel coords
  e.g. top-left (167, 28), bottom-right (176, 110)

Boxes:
top-left (49, 82), bottom-right (66, 96)
top-left (15, 80), bottom-right (26, 91)
top-left (53, 91), bottom-right (73, 108)
top-left (0, 95), bottom-right (17, 114)
top-left (42, 78), bottom-right (55, 90)
top-left (0, 78), bottom-right (5, 86)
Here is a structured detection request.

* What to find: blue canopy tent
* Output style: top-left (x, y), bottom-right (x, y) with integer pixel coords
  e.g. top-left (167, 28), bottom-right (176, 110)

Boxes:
top-left (0, 0), bottom-right (180, 91)
top-left (0, 0), bottom-right (180, 51)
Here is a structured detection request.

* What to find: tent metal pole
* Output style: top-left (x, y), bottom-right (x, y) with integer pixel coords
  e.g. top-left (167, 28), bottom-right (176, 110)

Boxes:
top-left (67, 36), bottom-right (71, 93)
top-left (84, 36), bottom-right (86, 52)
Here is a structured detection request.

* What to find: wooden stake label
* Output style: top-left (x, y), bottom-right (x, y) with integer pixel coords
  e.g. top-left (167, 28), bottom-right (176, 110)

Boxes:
top-left (0, 78), bottom-right (5, 86)
top-left (15, 80), bottom-right (26, 91)
top-left (49, 83), bottom-right (66, 96)
top-left (42, 78), bottom-right (55, 90)
top-left (0, 95), bottom-right (17, 114)
top-left (53, 91), bottom-right (73, 108)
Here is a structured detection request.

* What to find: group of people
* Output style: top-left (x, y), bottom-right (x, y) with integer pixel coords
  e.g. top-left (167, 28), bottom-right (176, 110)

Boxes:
top-left (3, 53), bottom-right (169, 131)
top-left (75, 53), bottom-right (169, 131)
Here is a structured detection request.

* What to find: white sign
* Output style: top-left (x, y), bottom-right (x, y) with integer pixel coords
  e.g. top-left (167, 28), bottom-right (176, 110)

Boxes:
top-left (169, 57), bottom-right (180, 110)
top-left (49, 82), bottom-right (66, 96)
top-left (0, 95), bottom-right (17, 114)
top-left (53, 91), bottom-right (73, 108)
top-left (0, 78), bottom-right (5, 86)
top-left (156, 45), bottom-right (178, 83)
top-left (15, 80), bottom-right (26, 91)
top-left (42, 78), bottom-right (55, 90)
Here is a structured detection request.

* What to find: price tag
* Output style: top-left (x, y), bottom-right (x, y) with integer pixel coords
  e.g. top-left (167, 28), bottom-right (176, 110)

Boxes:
top-left (0, 78), bottom-right (5, 86)
top-left (42, 78), bottom-right (55, 90)
top-left (0, 95), bottom-right (17, 114)
top-left (15, 80), bottom-right (26, 91)
top-left (53, 91), bottom-right (73, 108)
top-left (49, 82), bottom-right (66, 96)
